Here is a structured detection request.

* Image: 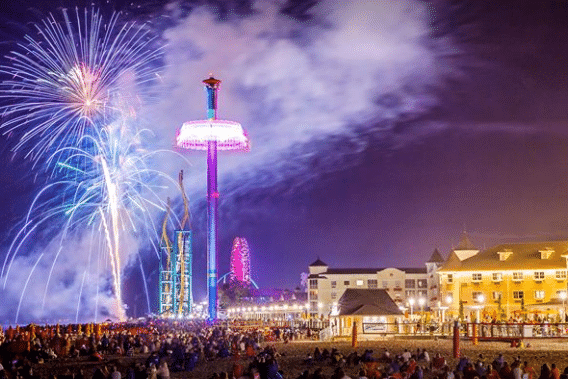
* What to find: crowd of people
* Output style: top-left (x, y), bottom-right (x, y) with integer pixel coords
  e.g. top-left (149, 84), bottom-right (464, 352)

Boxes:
top-left (1, 321), bottom-right (568, 379)
top-left (0, 320), bottom-right (304, 379)
top-left (291, 346), bottom-right (568, 379)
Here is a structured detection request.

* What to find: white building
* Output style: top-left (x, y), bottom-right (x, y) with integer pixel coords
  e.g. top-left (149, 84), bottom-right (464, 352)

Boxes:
top-left (307, 250), bottom-right (444, 318)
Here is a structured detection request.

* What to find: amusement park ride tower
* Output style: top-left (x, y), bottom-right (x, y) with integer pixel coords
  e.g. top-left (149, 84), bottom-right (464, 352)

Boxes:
top-left (176, 77), bottom-right (249, 320)
top-left (159, 171), bottom-right (193, 316)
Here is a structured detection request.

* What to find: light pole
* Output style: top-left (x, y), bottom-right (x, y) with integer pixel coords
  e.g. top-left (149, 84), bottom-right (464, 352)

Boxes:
top-left (476, 294), bottom-right (485, 322)
top-left (560, 291), bottom-right (567, 322)
top-left (418, 297), bottom-right (425, 316)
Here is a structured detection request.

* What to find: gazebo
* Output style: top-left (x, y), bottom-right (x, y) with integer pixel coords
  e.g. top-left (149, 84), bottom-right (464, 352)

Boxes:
top-left (330, 289), bottom-right (403, 339)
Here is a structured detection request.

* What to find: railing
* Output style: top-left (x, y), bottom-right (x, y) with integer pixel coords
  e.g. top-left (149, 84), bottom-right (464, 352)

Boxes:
top-left (461, 322), bottom-right (568, 339)
top-left (326, 321), bottom-right (568, 340)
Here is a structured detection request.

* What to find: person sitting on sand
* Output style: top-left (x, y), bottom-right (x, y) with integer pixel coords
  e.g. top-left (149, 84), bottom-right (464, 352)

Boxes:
top-left (486, 364), bottom-right (500, 379)
top-left (347, 351), bottom-right (360, 367)
top-left (314, 347), bottom-right (323, 362)
top-left (402, 349), bottom-right (412, 363)
top-left (431, 353), bottom-right (446, 374)
top-left (456, 355), bottom-right (470, 373)
top-left (493, 355), bottom-right (505, 371)
top-left (539, 364), bottom-right (552, 379)
top-left (381, 348), bottom-right (391, 363)
top-left (500, 361), bottom-right (514, 379)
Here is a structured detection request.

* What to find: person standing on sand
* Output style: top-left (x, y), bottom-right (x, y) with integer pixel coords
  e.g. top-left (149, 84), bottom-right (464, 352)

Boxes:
top-left (551, 364), bottom-right (560, 379)
top-left (524, 362), bottom-right (537, 379)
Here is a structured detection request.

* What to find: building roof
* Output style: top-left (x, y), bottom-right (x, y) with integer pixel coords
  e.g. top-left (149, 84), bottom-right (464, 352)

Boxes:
top-left (309, 258), bottom-right (328, 267)
top-left (307, 274), bottom-right (327, 279)
top-left (439, 240), bottom-right (568, 272)
top-left (427, 249), bottom-right (445, 263)
top-left (456, 231), bottom-right (476, 250)
top-left (338, 289), bottom-right (402, 316)
top-left (324, 267), bottom-right (426, 275)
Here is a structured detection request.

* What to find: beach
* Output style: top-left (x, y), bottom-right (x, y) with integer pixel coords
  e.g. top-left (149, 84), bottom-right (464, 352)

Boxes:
top-left (32, 337), bottom-right (568, 378)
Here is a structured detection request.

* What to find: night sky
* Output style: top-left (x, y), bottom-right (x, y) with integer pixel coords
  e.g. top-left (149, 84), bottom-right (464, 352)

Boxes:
top-left (1, 0), bottom-right (568, 323)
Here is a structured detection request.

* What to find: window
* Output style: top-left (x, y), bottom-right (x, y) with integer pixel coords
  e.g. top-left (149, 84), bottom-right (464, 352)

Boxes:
top-left (557, 290), bottom-right (567, 299)
top-left (310, 301), bottom-right (318, 311)
top-left (417, 279), bottom-right (427, 288)
top-left (556, 271), bottom-right (567, 280)
top-left (382, 281), bottom-right (388, 288)
top-left (447, 274), bottom-right (453, 283)
top-left (405, 279), bottom-right (416, 288)
top-left (513, 291), bottom-right (524, 300)
top-left (492, 291), bottom-right (502, 301)
top-left (534, 271), bottom-right (545, 280)
top-left (331, 292), bottom-right (337, 300)
top-left (356, 280), bottom-right (364, 286)
top-left (368, 279), bottom-right (378, 288)
top-left (417, 290), bottom-right (428, 297)
top-left (492, 273), bottom-right (503, 282)
top-left (309, 290), bottom-right (318, 300)
top-left (534, 290), bottom-right (545, 300)
top-left (309, 279), bottom-right (318, 289)
top-left (344, 280), bottom-right (350, 286)
top-left (472, 273), bottom-right (482, 282)
top-left (472, 291), bottom-right (484, 303)
top-left (331, 281), bottom-right (337, 289)
top-left (513, 272), bottom-right (523, 281)
top-left (395, 281), bottom-right (402, 288)
top-left (405, 290), bottom-right (416, 297)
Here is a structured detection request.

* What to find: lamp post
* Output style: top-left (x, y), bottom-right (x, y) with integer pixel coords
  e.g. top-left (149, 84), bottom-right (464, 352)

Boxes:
top-left (418, 297), bottom-right (425, 316)
top-left (560, 291), bottom-right (567, 322)
top-left (476, 294), bottom-right (485, 322)
top-left (418, 297), bottom-right (425, 333)
top-left (409, 298), bottom-right (415, 319)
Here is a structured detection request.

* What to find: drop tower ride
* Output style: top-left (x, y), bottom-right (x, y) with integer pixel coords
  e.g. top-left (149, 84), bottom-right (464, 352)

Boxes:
top-left (176, 77), bottom-right (249, 320)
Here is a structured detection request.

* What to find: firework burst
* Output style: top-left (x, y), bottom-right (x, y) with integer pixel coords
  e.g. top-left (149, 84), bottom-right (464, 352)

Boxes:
top-left (0, 7), bottom-right (162, 166)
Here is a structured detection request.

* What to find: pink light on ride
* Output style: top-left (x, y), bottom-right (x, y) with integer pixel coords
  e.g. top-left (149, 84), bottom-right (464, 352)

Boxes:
top-left (177, 120), bottom-right (250, 151)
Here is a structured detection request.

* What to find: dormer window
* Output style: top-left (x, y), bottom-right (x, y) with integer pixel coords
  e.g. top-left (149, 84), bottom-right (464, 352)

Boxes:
top-left (498, 250), bottom-right (512, 261)
top-left (540, 249), bottom-right (554, 259)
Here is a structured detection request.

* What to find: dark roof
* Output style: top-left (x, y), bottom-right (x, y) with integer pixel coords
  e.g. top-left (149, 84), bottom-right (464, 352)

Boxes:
top-left (325, 267), bottom-right (426, 275)
top-left (427, 249), bottom-right (445, 263)
top-left (440, 240), bottom-right (568, 271)
top-left (307, 274), bottom-right (327, 279)
top-left (338, 289), bottom-right (402, 316)
top-left (456, 231), bottom-right (476, 250)
top-left (309, 258), bottom-right (328, 267)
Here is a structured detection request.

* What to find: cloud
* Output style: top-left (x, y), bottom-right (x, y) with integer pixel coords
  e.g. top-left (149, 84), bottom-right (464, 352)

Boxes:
top-left (149, 0), bottom-right (454, 199)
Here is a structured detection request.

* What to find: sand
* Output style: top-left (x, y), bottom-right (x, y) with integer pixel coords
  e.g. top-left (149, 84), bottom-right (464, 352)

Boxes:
top-left (33, 337), bottom-right (568, 378)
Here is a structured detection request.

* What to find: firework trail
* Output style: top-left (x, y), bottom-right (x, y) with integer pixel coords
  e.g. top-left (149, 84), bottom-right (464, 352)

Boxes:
top-left (0, 8), bottom-right (168, 322)
top-left (2, 121), bottom-right (177, 322)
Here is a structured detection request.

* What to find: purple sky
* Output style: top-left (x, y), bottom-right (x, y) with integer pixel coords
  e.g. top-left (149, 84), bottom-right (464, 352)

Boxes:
top-left (1, 0), bottom-right (568, 322)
